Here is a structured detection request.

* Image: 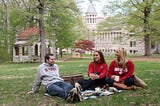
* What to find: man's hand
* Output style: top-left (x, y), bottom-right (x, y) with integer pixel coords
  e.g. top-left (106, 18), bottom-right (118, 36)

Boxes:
top-left (27, 91), bottom-right (34, 94)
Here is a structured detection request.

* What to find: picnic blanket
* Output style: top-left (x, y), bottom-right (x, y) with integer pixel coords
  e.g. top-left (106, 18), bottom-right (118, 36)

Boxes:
top-left (81, 87), bottom-right (123, 100)
top-left (44, 87), bottom-right (123, 100)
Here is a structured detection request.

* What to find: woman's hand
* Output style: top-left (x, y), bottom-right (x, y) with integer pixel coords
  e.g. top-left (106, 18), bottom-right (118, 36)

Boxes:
top-left (111, 75), bottom-right (116, 79)
top-left (89, 73), bottom-right (99, 80)
top-left (111, 75), bottom-right (120, 82)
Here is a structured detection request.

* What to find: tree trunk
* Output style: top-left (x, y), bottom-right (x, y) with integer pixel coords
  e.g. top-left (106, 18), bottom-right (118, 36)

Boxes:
top-left (80, 53), bottom-right (82, 59)
top-left (143, 3), bottom-right (151, 56)
top-left (4, 1), bottom-right (11, 60)
top-left (60, 48), bottom-right (63, 59)
top-left (144, 35), bottom-right (151, 56)
top-left (38, 0), bottom-right (46, 62)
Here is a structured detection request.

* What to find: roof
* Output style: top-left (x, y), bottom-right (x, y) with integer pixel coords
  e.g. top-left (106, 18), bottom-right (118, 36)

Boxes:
top-left (14, 41), bottom-right (27, 45)
top-left (86, 1), bottom-right (97, 14)
top-left (18, 26), bottom-right (39, 38)
top-left (97, 17), bottom-right (104, 19)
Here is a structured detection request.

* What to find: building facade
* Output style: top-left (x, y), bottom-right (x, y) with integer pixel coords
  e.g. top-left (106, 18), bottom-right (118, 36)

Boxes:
top-left (83, 1), bottom-right (145, 55)
top-left (13, 26), bottom-right (55, 62)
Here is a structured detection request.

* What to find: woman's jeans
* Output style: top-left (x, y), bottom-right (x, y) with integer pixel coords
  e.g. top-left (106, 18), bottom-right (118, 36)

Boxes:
top-left (46, 81), bottom-right (73, 99)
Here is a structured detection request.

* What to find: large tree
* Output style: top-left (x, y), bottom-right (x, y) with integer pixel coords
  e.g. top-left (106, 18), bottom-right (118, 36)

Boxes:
top-left (45, 0), bottom-right (83, 58)
top-left (37, 0), bottom-right (46, 62)
top-left (102, 0), bottom-right (160, 56)
top-left (0, 1), bottom-right (25, 62)
top-left (0, 0), bottom-right (83, 62)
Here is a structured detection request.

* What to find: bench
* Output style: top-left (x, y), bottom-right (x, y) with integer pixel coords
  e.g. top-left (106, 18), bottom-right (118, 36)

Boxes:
top-left (62, 74), bottom-right (84, 85)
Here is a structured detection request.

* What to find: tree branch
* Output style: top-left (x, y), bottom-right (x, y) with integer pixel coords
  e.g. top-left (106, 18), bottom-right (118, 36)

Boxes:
top-left (130, 0), bottom-right (144, 13)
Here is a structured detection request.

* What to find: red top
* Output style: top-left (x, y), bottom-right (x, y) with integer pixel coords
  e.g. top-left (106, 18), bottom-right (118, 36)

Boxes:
top-left (108, 60), bottom-right (134, 82)
top-left (88, 61), bottom-right (108, 79)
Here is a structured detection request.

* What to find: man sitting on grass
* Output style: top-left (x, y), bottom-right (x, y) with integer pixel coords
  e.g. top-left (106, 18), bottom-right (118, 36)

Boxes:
top-left (27, 53), bottom-right (83, 103)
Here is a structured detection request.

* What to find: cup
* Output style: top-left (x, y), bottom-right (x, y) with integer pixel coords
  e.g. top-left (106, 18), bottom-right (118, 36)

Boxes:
top-left (95, 87), bottom-right (101, 93)
top-left (114, 76), bottom-right (119, 82)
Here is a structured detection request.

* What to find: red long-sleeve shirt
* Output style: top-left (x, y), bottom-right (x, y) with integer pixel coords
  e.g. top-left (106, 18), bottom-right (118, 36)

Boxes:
top-left (88, 61), bottom-right (108, 79)
top-left (108, 60), bottom-right (134, 82)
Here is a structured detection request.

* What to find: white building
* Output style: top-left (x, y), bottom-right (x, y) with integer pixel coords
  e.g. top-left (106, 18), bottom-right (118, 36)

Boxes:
top-left (13, 26), bottom-right (56, 62)
top-left (83, 1), bottom-right (145, 55)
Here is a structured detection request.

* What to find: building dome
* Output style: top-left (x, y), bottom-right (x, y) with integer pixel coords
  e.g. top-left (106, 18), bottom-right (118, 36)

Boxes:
top-left (85, 0), bottom-right (97, 14)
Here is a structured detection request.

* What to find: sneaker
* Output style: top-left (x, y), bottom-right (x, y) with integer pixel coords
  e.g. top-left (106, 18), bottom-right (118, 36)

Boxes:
top-left (75, 82), bottom-right (83, 92)
top-left (134, 75), bottom-right (148, 89)
top-left (75, 82), bottom-right (83, 102)
top-left (44, 93), bottom-right (52, 97)
top-left (66, 88), bottom-right (77, 103)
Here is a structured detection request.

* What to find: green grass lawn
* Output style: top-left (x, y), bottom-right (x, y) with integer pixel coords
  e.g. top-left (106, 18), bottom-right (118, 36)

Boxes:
top-left (0, 58), bottom-right (160, 106)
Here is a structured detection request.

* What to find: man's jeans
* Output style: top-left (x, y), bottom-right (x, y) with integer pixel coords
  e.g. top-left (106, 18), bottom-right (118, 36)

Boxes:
top-left (46, 81), bottom-right (73, 99)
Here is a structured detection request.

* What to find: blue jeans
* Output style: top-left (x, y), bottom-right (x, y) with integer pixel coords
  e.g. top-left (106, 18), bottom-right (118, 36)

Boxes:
top-left (46, 81), bottom-right (73, 99)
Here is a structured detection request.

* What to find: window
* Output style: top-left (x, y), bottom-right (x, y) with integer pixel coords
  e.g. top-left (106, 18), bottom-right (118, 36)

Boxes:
top-left (133, 50), bottom-right (137, 53)
top-left (130, 50), bottom-right (132, 53)
top-left (15, 46), bottom-right (19, 55)
top-left (129, 34), bottom-right (135, 37)
top-left (22, 46), bottom-right (28, 55)
top-left (130, 41), bottom-right (136, 47)
top-left (35, 44), bottom-right (38, 55)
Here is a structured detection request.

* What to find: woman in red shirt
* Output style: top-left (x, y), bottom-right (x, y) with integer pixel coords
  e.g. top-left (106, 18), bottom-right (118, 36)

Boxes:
top-left (78, 50), bottom-right (108, 91)
top-left (106, 48), bottom-right (136, 90)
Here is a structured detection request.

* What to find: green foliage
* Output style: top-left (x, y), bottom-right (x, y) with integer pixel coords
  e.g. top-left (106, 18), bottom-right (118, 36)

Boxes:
top-left (98, 14), bottom-right (124, 30)
top-left (0, 22), bottom-right (15, 63)
top-left (101, 0), bottom-right (160, 56)
top-left (101, 0), bottom-right (160, 37)
top-left (0, 0), bottom-right (84, 63)
top-left (9, 9), bottom-right (25, 27)
top-left (45, 0), bottom-right (83, 49)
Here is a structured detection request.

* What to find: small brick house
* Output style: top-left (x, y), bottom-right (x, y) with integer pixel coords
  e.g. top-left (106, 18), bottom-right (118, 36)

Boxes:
top-left (13, 26), bottom-right (55, 62)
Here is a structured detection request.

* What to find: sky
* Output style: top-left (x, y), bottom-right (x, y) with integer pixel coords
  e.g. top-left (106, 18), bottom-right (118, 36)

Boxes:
top-left (77, 0), bottom-right (126, 17)
top-left (77, 0), bottom-right (108, 16)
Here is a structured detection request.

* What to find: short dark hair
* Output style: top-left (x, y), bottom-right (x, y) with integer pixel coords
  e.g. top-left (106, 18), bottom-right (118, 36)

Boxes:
top-left (45, 53), bottom-right (54, 62)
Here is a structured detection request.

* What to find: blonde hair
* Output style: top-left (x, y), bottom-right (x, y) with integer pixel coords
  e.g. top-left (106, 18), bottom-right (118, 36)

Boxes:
top-left (115, 48), bottom-right (127, 69)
